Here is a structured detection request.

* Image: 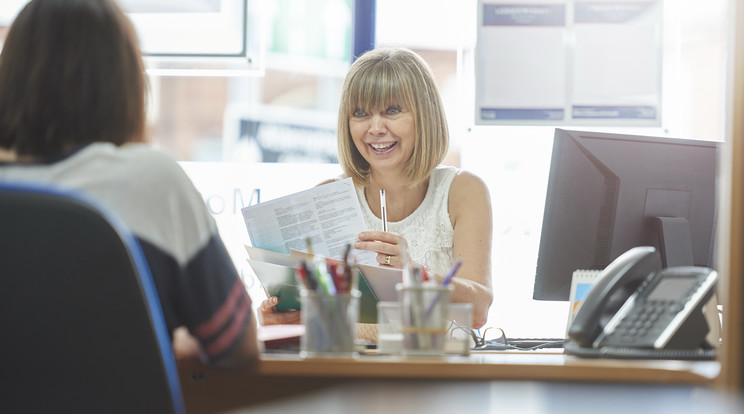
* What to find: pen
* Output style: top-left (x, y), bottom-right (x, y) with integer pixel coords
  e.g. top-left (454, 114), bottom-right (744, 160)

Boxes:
top-left (408, 265), bottom-right (429, 348)
top-left (295, 265), bottom-right (311, 290)
top-left (441, 259), bottom-right (463, 287)
top-left (380, 189), bottom-right (388, 232)
top-left (301, 261), bottom-right (319, 291)
top-left (313, 255), bottom-right (336, 294)
top-left (400, 240), bottom-right (412, 286)
top-left (342, 243), bottom-right (353, 292)
top-left (423, 259), bottom-right (463, 320)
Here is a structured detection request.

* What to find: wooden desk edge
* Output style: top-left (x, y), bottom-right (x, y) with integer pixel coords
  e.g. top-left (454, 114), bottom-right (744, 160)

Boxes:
top-left (260, 360), bottom-right (715, 385)
top-left (176, 355), bottom-right (718, 414)
top-left (177, 353), bottom-right (719, 386)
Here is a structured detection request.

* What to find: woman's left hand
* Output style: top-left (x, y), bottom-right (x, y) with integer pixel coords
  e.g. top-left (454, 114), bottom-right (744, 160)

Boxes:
top-left (258, 297), bottom-right (301, 325)
top-left (354, 231), bottom-right (411, 268)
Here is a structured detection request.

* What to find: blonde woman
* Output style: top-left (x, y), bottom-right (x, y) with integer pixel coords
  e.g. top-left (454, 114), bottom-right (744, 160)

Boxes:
top-left (262, 47), bottom-right (493, 330)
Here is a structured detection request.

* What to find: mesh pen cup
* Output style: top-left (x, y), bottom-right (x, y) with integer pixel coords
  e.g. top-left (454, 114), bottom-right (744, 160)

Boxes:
top-left (396, 283), bottom-right (453, 356)
top-left (300, 289), bottom-right (360, 358)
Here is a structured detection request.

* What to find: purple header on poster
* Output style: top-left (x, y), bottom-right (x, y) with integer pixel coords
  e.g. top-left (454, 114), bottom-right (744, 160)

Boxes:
top-left (481, 107), bottom-right (565, 121)
top-left (572, 105), bottom-right (656, 119)
top-left (575, 1), bottom-right (656, 24)
top-left (483, 4), bottom-right (566, 26)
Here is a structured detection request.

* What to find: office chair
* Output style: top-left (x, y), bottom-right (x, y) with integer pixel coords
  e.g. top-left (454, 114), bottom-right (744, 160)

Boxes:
top-left (0, 182), bottom-right (185, 414)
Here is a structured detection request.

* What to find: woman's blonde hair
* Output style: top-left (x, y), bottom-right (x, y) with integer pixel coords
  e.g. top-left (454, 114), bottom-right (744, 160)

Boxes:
top-left (337, 47), bottom-right (449, 187)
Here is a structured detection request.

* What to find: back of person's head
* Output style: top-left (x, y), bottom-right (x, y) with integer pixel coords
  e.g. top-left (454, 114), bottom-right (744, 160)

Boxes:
top-left (338, 46), bottom-right (449, 187)
top-left (0, 0), bottom-right (147, 158)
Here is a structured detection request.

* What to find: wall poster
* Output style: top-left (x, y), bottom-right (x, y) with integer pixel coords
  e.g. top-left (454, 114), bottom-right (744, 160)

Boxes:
top-left (476, 0), bottom-right (662, 126)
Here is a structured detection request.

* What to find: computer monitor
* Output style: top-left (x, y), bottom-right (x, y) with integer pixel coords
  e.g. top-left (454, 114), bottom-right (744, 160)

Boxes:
top-left (533, 128), bottom-right (719, 301)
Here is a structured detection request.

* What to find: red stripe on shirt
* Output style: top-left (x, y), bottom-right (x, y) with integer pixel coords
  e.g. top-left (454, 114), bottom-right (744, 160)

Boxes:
top-left (193, 280), bottom-right (246, 339)
top-left (203, 293), bottom-right (251, 358)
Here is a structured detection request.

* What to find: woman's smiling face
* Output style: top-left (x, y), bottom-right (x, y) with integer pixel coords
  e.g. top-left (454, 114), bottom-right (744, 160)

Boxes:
top-left (348, 104), bottom-right (415, 173)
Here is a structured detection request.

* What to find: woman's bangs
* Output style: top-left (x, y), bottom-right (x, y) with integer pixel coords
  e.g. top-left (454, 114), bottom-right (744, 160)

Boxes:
top-left (348, 65), bottom-right (406, 114)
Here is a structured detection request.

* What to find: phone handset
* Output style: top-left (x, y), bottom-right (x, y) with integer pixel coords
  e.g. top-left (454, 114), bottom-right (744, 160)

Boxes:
top-left (568, 246), bottom-right (662, 348)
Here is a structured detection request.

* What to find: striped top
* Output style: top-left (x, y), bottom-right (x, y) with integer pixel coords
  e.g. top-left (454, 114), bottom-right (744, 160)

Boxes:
top-left (0, 142), bottom-right (252, 363)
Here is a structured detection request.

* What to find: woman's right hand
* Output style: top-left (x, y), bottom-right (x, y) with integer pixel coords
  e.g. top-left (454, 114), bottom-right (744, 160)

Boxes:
top-left (354, 231), bottom-right (412, 269)
top-left (258, 297), bottom-right (301, 325)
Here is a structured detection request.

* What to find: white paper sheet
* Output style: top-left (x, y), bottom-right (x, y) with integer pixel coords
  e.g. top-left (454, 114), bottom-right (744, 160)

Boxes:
top-left (241, 178), bottom-right (376, 265)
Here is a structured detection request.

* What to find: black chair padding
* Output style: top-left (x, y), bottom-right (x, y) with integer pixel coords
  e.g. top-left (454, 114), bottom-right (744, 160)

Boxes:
top-left (0, 188), bottom-right (179, 413)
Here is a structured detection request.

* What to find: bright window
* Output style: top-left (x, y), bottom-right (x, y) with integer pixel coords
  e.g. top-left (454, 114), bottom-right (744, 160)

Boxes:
top-left (0, 0), bottom-right (731, 335)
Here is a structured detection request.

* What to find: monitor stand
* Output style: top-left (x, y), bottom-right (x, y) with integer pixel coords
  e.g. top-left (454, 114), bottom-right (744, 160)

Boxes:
top-left (654, 217), bottom-right (694, 267)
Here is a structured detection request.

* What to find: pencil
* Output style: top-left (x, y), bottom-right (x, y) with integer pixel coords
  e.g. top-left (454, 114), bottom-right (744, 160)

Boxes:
top-left (305, 237), bottom-right (313, 256)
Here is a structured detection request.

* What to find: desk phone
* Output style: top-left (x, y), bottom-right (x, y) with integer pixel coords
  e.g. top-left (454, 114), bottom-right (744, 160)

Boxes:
top-left (566, 247), bottom-right (718, 359)
top-left (593, 266), bottom-right (717, 349)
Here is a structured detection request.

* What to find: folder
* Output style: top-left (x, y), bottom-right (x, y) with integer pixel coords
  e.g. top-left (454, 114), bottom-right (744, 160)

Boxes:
top-left (246, 246), bottom-right (400, 323)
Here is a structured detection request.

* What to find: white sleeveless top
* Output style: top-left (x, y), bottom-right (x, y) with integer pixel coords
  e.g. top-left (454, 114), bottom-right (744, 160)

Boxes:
top-left (355, 165), bottom-right (457, 276)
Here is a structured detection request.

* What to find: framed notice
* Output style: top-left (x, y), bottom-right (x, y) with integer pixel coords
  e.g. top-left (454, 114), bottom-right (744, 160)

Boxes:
top-left (475, 0), bottom-right (662, 126)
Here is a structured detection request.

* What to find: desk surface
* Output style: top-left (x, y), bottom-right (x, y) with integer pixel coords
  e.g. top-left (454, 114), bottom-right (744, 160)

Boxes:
top-left (177, 351), bottom-right (721, 414)
top-left (215, 380), bottom-right (743, 414)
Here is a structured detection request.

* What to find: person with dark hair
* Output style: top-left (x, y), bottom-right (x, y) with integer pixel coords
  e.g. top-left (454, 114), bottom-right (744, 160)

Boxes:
top-left (261, 47), bottom-right (493, 330)
top-left (0, 0), bottom-right (260, 366)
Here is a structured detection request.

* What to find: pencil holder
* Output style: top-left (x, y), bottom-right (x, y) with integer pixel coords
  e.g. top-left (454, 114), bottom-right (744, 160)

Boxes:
top-left (300, 289), bottom-right (360, 358)
top-left (396, 283), bottom-right (453, 356)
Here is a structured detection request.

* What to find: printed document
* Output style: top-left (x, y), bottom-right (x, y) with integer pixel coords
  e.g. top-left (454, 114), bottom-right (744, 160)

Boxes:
top-left (241, 178), bottom-right (376, 265)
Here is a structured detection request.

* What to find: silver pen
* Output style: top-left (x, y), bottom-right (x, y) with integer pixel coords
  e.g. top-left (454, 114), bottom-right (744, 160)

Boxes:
top-left (380, 189), bottom-right (388, 232)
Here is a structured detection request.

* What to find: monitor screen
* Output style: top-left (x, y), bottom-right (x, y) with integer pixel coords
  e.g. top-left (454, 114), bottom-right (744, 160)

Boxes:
top-left (533, 128), bottom-right (719, 301)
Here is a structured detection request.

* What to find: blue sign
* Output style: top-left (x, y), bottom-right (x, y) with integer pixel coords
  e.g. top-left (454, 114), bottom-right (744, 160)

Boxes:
top-left (483, 4), bottom-right (566, 26)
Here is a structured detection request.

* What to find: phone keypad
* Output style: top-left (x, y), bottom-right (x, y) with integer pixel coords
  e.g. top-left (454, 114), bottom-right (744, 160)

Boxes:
top-left (603, 271), bottom-right (706, 347)
top-left (613, 301), bottom-right (674, 341)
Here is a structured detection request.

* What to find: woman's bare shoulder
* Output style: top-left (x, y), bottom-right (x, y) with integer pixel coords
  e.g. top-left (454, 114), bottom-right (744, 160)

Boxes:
top-left (451, 169), bottom-right (488, 194)
top-left (449, 169), bottom-right (491, 213)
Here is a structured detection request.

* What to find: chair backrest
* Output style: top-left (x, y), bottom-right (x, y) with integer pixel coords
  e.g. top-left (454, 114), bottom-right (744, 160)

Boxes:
top-left (0, 182), bottom-right (185, 414)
